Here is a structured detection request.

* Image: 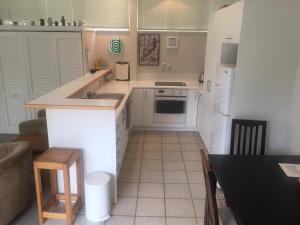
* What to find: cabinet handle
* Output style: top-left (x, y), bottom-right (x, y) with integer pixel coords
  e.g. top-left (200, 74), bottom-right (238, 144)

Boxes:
top-left (116, 137), bottom-right (120, 144)
top-left (198, 94), bottom-right (202, 104)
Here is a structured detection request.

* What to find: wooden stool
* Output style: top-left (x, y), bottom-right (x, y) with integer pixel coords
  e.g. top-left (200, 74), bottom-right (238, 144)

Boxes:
top-left (34, 148), bottom-right (83, 225)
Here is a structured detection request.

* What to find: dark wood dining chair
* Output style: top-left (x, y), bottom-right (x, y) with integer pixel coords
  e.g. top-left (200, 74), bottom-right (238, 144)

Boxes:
top-left (201, 149), bottom-right (237, 225)
top-left (230, 119), bottom-right (267, 156)
top-left (201, 149), bottom-right (219, 225)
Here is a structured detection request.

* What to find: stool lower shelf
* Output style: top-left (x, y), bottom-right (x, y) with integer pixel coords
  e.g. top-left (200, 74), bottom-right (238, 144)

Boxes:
top-left (42, 194), bottom-right (82, 221)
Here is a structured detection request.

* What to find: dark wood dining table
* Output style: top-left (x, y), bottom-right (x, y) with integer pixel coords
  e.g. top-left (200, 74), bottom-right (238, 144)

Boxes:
top-left (209, 155), bottom-right (300, 225)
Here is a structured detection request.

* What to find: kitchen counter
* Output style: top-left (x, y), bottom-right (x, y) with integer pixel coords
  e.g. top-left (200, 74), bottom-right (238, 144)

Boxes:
top-left (25, 71), bottom-right (203, 204)
top-left (25, 70), bottom-right (203, 111)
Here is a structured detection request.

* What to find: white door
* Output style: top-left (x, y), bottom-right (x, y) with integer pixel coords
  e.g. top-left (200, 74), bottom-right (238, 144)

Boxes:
top-left (143, 89), bottom-right (154, 126)
top-left (55, 32), bottom-right (83, 85)
top-left (23, 32), bottom-right (59, 100)
top-left (186, 90), bottom-right (198, 128)
top-left (132, 89), bottom-right (144, 126)
top-left (0, 32), bottom-right (30, 133)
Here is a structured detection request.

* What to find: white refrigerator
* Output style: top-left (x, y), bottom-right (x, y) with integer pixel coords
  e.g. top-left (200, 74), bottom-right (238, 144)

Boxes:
top-left (209, 64), bottom-right (236, 154)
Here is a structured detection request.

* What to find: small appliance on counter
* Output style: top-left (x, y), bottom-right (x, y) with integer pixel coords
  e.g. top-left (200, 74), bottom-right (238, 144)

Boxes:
top-left (199, 73), bottom-right (204, 83)
top-left (116, 62), bottom-right (130, 81)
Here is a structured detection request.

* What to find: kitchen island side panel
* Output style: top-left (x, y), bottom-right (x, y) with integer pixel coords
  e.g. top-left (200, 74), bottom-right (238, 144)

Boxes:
top-left (46, 108), bottom-right (117, 203)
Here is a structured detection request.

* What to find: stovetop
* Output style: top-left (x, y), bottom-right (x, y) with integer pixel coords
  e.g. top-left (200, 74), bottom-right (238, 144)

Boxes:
top-left (155, 81), bottom-right (187, 87)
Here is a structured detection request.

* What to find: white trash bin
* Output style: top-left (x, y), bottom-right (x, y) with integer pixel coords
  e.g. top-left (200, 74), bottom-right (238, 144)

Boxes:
top-left (85, 172), bottom-right (111, 222)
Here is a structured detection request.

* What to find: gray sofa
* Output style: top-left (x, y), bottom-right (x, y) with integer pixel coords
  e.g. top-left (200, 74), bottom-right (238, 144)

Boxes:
top-left (0, 142), bottom-right (32, 225)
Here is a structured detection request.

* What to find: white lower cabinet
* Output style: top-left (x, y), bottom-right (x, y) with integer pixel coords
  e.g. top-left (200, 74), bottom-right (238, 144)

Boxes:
top-left (132, 88), bottom-right (154, 127)
top-left (0, 31), bottom-right (83, 133)
top-left (131, 88), bottom-right (199, 130)
top-left (143, 89), bottom-right (154, 126)
top-left (197, 93), bottom-right (205, 136)
top-left (132, 89), bottom-right (144, 126)
top-left (116, 107), bottom-right (129, 175)
top-left (186, 90), bottom-right (199, 128)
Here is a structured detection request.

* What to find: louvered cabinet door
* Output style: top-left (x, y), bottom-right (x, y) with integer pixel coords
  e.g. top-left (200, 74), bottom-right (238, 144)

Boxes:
top-left (0, 32), bottom-right (30, 133)
top-left (23, 32), bottom-right (59, 99)
top-left (55, 32), bottom-right (83, 85)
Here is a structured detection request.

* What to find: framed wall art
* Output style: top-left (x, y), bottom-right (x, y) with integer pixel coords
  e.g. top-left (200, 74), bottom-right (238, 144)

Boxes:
top-left (138, 33), bottom-right (160, 66)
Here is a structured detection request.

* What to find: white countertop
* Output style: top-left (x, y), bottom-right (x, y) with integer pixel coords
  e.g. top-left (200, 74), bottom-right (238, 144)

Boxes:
top-left (25, 70), bottom-right (203, 111)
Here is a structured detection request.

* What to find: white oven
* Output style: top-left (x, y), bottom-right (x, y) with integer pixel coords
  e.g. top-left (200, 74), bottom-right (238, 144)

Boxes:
top-left (154, 89), bottom-right (187, 124)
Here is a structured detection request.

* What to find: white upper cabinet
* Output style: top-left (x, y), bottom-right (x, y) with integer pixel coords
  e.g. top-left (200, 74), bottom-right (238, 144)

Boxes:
top-left (138, 0), bottom-right (210, 30)
top-left (0, 0), bottom-right (129, 29)
top-left (0, 0), bottom-right (45, 22)
top-left (72, 0), bottom-right (129, 28)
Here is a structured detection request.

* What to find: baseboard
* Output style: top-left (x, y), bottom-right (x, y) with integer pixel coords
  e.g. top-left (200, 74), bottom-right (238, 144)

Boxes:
top-left (132, 126), bottom-right (198, 132)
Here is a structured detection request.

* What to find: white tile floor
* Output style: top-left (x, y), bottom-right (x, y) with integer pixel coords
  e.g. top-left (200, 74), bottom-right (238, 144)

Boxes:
top-left (10, 131), bottom-right (226, 225)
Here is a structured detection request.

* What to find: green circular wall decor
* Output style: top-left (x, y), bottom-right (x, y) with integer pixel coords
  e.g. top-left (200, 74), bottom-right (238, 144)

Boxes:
top-left (109, 38), bottom-right (124, 54)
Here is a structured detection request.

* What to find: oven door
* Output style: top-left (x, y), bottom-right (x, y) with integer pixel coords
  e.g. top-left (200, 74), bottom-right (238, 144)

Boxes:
top-left (154, 97), bottom-right (187, 124)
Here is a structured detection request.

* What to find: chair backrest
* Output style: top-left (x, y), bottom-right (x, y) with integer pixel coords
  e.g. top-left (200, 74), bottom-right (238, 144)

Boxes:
top-left (230, 119), bottom-right (267, 156)
top-left (200, 149), bottom-right (219, 225)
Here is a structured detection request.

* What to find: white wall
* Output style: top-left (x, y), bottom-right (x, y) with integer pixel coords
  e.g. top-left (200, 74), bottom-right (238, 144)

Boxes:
top-left (138, 32), bottom-right (207, 81)
top-left (232, 0), bottom-right (300, 154)
top-left (94, 32), bottom-right (131, 75)
top-left (82, 31), bottom-right (98, 73)
top-left (289, 54), bottom-right (300, 154)
top-left (211, 0), bottom-right (240, 11)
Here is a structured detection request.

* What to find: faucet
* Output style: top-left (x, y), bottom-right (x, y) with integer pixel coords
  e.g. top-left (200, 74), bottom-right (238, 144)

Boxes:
top-left (86, 92), bottom-right (95, 99)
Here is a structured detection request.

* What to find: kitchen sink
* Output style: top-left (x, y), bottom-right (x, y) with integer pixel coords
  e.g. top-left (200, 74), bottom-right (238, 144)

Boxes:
top-left (87, 92), bottom-right (125, 101)
top-left (155, 81), bottom-right (187, 87)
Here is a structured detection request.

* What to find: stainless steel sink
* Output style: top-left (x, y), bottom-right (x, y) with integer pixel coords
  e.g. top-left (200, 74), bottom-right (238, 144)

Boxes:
top-left (88, 92), bottom-right (125, 101)
top-left (155, 81), bottom-right (187, 87)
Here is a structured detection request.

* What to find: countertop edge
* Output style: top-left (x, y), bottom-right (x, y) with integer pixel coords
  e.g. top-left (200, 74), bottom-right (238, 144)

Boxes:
top-left (25, 74), bottom-right (203, 110)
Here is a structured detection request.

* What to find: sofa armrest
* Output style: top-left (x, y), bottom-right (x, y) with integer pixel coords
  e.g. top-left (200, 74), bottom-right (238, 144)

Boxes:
top-left (0, 142), bottom-right (31, 171)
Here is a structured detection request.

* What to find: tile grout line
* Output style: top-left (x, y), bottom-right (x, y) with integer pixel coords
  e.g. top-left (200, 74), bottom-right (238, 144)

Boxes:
top-left (134, 131), bottom-right (145, 225)
top-left (180, 131), bottom-right (200, 225)
top-left (161, 133), bottom-right (167, 225)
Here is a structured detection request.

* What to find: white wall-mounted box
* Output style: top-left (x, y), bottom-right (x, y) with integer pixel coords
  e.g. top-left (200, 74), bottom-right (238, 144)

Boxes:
top-left (167, 36), bottom-right (179, 49)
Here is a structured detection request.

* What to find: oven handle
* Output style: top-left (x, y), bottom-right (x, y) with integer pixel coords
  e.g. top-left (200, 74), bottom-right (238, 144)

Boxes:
top-left (155, 96), bottom-right (187, 101)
